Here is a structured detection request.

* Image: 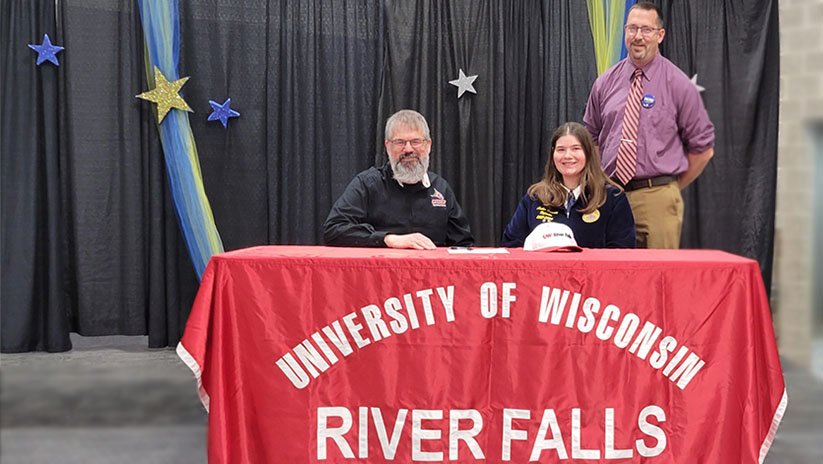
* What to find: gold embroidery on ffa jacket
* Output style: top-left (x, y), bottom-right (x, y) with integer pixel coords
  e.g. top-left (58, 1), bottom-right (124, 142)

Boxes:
top-left (536, 206), bottom-right (557, 222)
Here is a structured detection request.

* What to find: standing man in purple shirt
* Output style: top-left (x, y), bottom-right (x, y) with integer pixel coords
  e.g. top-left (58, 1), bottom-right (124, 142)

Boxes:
top-left (583, 2), bottom-right (714, 248)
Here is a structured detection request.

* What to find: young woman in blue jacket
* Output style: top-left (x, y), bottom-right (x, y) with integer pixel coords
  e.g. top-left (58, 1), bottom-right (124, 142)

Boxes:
top-left (502, 122), bottom-right (636, 248)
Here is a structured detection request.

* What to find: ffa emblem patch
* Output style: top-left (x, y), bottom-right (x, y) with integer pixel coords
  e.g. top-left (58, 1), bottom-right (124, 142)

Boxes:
top-left (582, 209), bottom-right (601, 223)
top-left (431, 188), bottom-right (447, 207)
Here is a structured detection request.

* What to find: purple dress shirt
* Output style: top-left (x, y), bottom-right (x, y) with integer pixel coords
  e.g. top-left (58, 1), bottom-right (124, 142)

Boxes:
top-left (583, 54), bottom-right (715, 180)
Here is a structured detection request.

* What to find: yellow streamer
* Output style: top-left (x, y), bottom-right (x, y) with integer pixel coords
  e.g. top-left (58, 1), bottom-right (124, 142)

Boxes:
top-left (587, 0), bottom-right (628, 75)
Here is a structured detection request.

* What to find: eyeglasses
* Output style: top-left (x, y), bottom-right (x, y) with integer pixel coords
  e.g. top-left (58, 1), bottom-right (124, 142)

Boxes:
top-left (625, 25), bottom-right (660, 37)
top-left (389, 138), bottom-right (428, 149)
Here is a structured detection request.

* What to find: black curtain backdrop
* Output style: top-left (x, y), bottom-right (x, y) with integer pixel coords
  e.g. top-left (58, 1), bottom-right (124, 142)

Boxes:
top-left (659, 0), bottom-right (779, 289)
top-left (0, 0), bottom-right (779, 352)
top-left (379, 0), bottom-right (597, 246)
top-left (177, 0), bottom-right (384, 248)
top-left (58, 1), bottom-right (197, 349)
top-left (1, 0), bottom-right (71, 352)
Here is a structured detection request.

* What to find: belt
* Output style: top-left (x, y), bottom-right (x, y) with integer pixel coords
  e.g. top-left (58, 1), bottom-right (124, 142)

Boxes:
top-left (620, 175), bottom-right (678, 191)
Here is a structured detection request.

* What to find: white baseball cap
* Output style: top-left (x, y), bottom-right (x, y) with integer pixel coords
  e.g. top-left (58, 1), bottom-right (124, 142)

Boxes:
top-left (523, 222), bottom-right (582, 252)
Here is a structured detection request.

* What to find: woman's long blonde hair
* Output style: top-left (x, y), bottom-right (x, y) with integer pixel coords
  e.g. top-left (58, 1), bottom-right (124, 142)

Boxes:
top-left (527, 122), bottom-right (622, 214)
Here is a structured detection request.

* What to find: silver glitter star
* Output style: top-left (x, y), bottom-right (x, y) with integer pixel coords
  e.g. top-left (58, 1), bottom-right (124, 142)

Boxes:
top-left (449, 69), bottom-right (478, 98)
top-left (690, 74), bottom-right (705, 93)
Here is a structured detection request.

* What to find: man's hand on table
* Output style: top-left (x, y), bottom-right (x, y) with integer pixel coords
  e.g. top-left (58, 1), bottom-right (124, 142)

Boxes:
top-left (384, 233), bottom-right (437, 250)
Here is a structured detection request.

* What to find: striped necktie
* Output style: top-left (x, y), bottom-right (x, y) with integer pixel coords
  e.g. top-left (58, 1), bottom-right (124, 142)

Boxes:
top-left (615, 68), bottom-right (643, 185)
top-left (565, 191), bottom-right (575, 217)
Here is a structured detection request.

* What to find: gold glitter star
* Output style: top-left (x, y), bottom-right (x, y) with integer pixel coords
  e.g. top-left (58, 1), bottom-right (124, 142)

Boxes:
top-left (136, 66), bottom-right (193, 123)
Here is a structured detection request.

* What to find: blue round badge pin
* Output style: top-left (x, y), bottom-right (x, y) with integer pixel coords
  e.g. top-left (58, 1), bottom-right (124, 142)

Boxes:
top-left (641, 94), bottom-right (655, 109)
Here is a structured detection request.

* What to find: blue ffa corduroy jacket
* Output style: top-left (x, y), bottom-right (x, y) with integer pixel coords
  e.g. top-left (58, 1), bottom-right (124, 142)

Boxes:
top-left (502, 185), bottom-right (635, 248)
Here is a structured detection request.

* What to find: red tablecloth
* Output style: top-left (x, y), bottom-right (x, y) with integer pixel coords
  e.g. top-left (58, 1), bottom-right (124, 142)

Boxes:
top-left (178, 246), bottom-right (786, 463)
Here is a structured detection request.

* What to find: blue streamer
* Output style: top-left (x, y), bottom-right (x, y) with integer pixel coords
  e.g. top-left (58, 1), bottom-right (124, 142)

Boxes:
top-left (137, 0), bottom-right (224, 279)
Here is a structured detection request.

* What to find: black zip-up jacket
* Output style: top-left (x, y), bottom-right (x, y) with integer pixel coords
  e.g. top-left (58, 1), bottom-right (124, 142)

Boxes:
top-left (323, 164), bottom-right (473, 247)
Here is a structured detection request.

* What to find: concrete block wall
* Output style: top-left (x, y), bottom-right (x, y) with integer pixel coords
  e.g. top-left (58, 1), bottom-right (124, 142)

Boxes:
top-left (774, 0), bottom-right (823, 367)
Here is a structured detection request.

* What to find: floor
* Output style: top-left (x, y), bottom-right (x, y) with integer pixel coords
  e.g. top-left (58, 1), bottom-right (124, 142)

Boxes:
top-left (1, 334), bottom-right (820, 463)
top-left (1, 335), bottom-right (207, 464)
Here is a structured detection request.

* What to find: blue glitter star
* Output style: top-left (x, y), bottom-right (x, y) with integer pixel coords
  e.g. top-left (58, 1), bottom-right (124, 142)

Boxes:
top-left (207, 98), bottom-right (240, 128)
top-left (28, 34), bottom-right (65, 66)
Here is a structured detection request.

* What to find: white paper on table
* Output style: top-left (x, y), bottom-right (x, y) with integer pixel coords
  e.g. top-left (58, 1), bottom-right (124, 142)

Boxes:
top-left (447, 247), bottom-right (510, 254)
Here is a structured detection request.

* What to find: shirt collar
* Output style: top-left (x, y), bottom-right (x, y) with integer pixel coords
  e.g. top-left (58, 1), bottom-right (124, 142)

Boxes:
top-left (628, 52), bottom-right (662, 83)
top-left (561, 184), bottom-right (581, 200)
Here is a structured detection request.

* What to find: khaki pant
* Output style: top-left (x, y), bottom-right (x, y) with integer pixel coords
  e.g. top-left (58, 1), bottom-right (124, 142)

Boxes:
top-left (625, 181), bottom-right (683, 249)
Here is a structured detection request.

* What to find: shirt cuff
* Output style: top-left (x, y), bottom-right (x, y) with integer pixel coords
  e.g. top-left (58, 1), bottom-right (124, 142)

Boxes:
top-left (373, 231), bottom-right (389, 247)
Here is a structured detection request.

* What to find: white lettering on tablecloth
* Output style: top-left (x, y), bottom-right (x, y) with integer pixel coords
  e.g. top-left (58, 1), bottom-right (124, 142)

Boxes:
top-left (275, 283), bottom-right (706, 392)
top-left (537, 287), bottom-right (706, 390)
top-left (316, 405), bottom-right (667, 461)
top-left (276, 286), bottom-right (455, 389)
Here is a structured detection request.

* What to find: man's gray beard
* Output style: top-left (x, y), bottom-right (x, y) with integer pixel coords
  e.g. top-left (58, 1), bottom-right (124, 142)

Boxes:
top-left (390, 153), bottom-right (429, 184)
